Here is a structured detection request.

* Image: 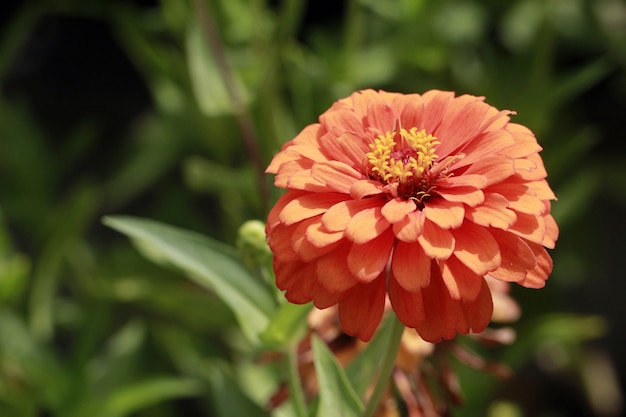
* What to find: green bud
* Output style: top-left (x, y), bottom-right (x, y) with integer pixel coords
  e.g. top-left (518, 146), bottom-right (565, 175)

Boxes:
top-left (237, 220), bottom-right (272, 269)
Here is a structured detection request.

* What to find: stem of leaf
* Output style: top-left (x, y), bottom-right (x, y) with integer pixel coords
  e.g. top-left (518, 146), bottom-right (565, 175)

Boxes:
top-left (362, 315), bottom-right (405, 417)
top-left (287, 342), bottom-right (308, 417)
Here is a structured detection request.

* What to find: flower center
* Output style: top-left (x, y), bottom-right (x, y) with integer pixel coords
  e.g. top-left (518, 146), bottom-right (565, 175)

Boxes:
top-left (366, 127), bottom-right (440, 204)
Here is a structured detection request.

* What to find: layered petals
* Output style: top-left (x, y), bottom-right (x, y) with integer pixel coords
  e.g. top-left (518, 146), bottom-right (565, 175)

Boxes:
top-left (266, 89), bottom-right (557, 342)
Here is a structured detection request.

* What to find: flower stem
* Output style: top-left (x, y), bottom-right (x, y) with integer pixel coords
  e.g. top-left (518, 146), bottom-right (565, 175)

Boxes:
top-left (362, 315), bottom-right (405, 417)
top-left (287, 342), bottom-right (308, 417)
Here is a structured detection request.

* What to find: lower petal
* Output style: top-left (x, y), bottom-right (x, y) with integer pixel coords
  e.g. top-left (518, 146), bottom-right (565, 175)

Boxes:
top-left (439, 256), bottom-right (484, 302)
top-left (388, 274), bottom-right (426, 328)
top-left (518, 242), bottom-right (553, 289)
top-left (414, 266), bottom-right (493, 343)
top-left (417, 219), bottom-right (455, 259)
top-left (347, 230), bottom-right (394, 282)
top-left (391, 241), bottom-right (431, 291)
top-left (338, 275), bottom-right (387, 342)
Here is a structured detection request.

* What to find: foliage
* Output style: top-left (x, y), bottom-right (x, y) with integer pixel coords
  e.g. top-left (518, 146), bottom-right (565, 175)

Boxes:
top-left (0, 0), bottom-right (625, 416)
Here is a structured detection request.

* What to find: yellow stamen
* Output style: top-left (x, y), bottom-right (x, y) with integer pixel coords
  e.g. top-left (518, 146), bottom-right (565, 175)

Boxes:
top-left (366, 128), bottom-right (439, 186)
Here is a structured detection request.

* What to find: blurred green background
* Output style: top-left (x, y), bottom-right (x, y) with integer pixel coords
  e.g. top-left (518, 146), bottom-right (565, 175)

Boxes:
top-left (0, 0), bottom-right (625, 416)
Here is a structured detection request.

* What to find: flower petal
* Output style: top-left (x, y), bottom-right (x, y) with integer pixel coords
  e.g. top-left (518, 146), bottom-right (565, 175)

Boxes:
top-left (275, 260), bottom-right (316, 304)
top-left (462, 155), bottom-right (516, 186)
top-left (451, 221), bottom-right (501, 275)
top-left (518, 242), bottom-right (553, 289)
top-left (415, 267), bottom-right (493, 342)
top-left (393, 210), bottom-right (426, 242)
top-left (350, 179), bottom-right (383, 199)
top-left (423, 199), bottom-right (464, 229)
top-left (291, 217), bottom-right (336, 262)
top-left (437, 186), bottom-right (485, 207)
top-left (391, 241), bottom-right (431, 291)
top-left (366, 101), bottom-right (395, 133)
top-left (488, 183), bottom-right (545, 216)
top-left (280, 192), bottom-right (348, 226)
top-left (417, 219), bottom-right (455, 259)
top-left (338, 275), bottom-right (386, 342)
top-left (311, 161), bottom-right (364, 194)
top-left (388, 274), bottom-right (426, 328)
top-left (488, 228), bottom-right (536, 282)
top-left (345, 206), bottom-right (391, 244)
top-left (267, 223), bottom-right (300, 263)
top-left (305, 221), bottom-right (343, 248)
top-left (439, 255), bottom-right (484, 301)
top-left (382, 198), bottom-right (417, 223)
top-left (464, 193), bottom-right (517, 230)
top-left (347, 229), bottom-right (394, 282)
top-left (322, 197), bottom-right (384, 232)
top-left (508, 212), bottom-right (546, 245)
top-left (435, 97), bottom-right (490, 157)
top-left (316, 243), bottom-right (358, 293)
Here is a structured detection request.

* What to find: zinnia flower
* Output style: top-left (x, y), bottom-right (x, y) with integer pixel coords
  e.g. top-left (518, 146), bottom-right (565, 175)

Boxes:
top-left (266, 89), bottom-right (558, 343)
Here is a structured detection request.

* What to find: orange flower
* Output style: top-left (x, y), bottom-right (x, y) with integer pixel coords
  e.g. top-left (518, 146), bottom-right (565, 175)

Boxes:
top-left (266, 90), bottom-right (558, 342)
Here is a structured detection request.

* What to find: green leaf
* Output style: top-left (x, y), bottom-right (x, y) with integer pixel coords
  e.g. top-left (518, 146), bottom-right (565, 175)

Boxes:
top-left (312, 335), bottom-right (364, 417)
top-left (96, 377), bottom-right (204, 417)
top-left (186, 18), bottom-right (250, 116)
top-left (205, 361), bottom-right (268, 417)
top-left (345, 314), bottom-right (396, 397)
top-left (260, 302), bottom-right (311, 349)
top-left (103, 216), bottom-right (275, 343)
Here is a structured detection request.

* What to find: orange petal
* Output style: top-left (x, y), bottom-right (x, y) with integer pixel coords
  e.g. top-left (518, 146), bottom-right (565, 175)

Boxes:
top-left (347, 229), bottom-right (394, 282)
top-left (388, 275), bottom-right (426, 328)
top-left (393, 210), bottom-right (425, 242)
top-left (382, 198), bottom-right (417, 223)
top-left (322, 197), bottom-right (384, 232)
top-left (423, 199), bottom-right (464, 229)
top-left (488, 183), bottom-right (545, 216)
top-left (462, 155), bottom-right (516, 186)
top-left (464, 193), bottom-right (517, 230)
top-left (310, 161), bottom-right (363, 194)
top-left (508, 212), bottom-right (546, 245)
top-left (450, 130), bottom-right (515, 169)
top-left (290, 217), bottom-right (332, 262)
top-left (345, 206), bottom-right (390, 244)
top-left (280, 192), bottom-right (348, 226)
top-left (267, 222), bottom-right (300, 263)
top-left (437, 186), bottom-right (485, 207)
top-left (316, 243), bottom-right (358, 293)
top-left (391, 241), bottom-right (431, 291)
top-left (275, 260), bottom-right (315, 304)
top-left (319, 108), bottom-right (364, 134)
top-left (350, 179), bottom-right (383, 199)
top-left (286, 169), bottom-right (332, 192)
top-left (439, 255), bottom-right (484, 301)
top-left (451, 221), bottom-right (501, 275)
top-left (286, 144), bottom-right (327, 163)
top-left (518, 243), bottom-right (553, 288)
top-left (399, 95), bottom-right (425, 130)
top-left (421, 91), bottom-right (453, 134)
top-left (438, 174), bottom-right (488, 189)
top-left (435, 98), bottom-right (490, 158)
top-left (305, 221), bottom-right (344, 248)
top-left (267, 190), bottom-right (306, 228)
top-left (415, 267), bottom-right (493, 343)
top-left (338, 275), bottom-right (386, 342)
top-left (417, 219), bottom-right (454, 259)
top-left (488, 228), bottom-right (536, 282)
top-left (366, 101), bottom-right (395, 133)
top-left (542, 212), bottom-right (558, 249)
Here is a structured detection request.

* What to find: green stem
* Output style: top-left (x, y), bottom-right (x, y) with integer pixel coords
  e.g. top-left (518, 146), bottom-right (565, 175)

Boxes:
top-left (287, 342), bottom-right (308, 417)
top-left (362, 315), bottom-right (405, 417)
